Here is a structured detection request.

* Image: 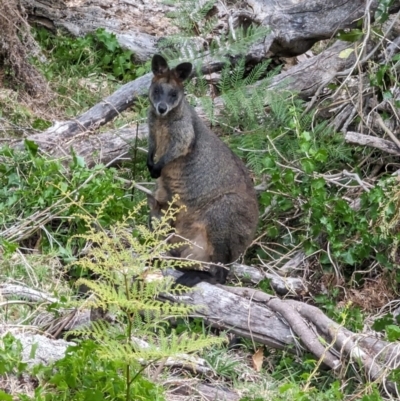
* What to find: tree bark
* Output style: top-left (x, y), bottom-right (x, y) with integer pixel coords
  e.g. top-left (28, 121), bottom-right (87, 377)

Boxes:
top-left (161, 275), bottom-right (400, 397)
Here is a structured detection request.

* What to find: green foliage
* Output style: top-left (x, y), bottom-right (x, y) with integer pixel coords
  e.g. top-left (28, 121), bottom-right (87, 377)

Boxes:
top-left (0, 333), bottom-right (28, 376)
top-left (160, 0), bottom-right (270, 73)
top-left (31, 27), bottom-right (148, 119)
top-left (64, 199), bottom-right (223, 400)
top-left (237, 95), bottom-right (352, 176)
top-left (204, 347), bottom-right (241, 379)
top-left (164, 0), bottom-right (217, 36)
top-left (0, 334), bottom-right (29, 401)
top-left (34, 28), bottom-right (143, 81)
top-left (217, 57), bottom-right (273, 128)
top-left (32, 340), bottom-right (165, 401)
top-left (211, 72), bottom-right (400, 282)
top-left (0, 146), bottom-right (142, 256)
top-left (360, 387), bottom-right (385, 401)
top-left (337, 29), bottom-right (364, 42)
top-left (368, 52), bottom-right (400, 103)
top-left (314, 294), bottom-right (365, 332)
top-left (273, 381), bottom-right (344, 401)
top-left (372, 312), bottom-right (400, 343)
top-left (375, 0), bottom-right (395, 23)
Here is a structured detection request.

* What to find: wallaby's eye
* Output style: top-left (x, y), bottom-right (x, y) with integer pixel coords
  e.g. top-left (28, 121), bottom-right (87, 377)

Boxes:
top-left (170, 91), bottom-right (177, 99)
top-left (154, 87), bottom-right (160, 95)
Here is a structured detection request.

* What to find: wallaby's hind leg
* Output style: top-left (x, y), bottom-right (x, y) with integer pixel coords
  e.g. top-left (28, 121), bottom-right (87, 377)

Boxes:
top-left (172, 222), bottom-right (223, 287)
top-left (204, 194), bottom-right (257, 281)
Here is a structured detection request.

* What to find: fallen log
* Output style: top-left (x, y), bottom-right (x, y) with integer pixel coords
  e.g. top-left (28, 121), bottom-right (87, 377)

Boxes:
top-left (2, 267), bottom-right (400, 398)
top-left (162, 276), bottom-right (400, 397)
top-left (13, 73), bottom-right (152, 158)
top-left (22, 0), bottom-right (400, 60)
top-left (244, 0), bottom-right (400, 56)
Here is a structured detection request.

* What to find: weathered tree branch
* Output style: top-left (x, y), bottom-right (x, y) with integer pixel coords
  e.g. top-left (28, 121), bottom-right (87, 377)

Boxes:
top-left (162, 278), bottom-right (399, 396)
top-left (231, 262), bottom-right (307, 296)
top-left (345, 131), bottom-right (400, 156)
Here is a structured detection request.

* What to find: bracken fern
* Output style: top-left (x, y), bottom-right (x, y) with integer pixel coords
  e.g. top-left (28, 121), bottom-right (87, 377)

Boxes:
top-left (67, 196), bottom-right (223, 400)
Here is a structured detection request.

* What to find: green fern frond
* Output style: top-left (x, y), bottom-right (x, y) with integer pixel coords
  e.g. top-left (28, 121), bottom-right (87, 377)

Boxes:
top-left (64, 196), bottom-right (223, 379)
top-left (230, 57), bottom-right (246, 89)
top-left (243, 60), bottom-right (271, 86)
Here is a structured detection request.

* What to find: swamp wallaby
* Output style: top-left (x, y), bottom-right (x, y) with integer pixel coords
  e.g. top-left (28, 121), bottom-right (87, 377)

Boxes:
top-left (147, 54), bottom-right (259, 287)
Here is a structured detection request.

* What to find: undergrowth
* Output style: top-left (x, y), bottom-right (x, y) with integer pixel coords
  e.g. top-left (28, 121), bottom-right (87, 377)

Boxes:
top-left (0, 143), bottom-right (147, 260)
top-left (32, 27), bottom-right (148, 119)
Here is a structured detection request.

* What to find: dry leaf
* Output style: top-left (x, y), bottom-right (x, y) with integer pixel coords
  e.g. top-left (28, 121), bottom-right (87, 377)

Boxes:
top-left (251, 347), bottom-right (264, 372)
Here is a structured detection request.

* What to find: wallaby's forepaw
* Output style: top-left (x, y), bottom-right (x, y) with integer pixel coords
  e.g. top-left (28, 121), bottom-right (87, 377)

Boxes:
top-left (146, 151), bottom-right (156, 175)
top-left (147, 163), bottom-right (162, 178)
top-left (150, 165), bottom-right (162, 179)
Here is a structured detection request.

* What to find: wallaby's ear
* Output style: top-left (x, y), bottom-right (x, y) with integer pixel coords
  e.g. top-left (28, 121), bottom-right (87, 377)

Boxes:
top-left (152, 54), bottom-right (169, 76)
top-left (174, 62), bottom-right (192, 81)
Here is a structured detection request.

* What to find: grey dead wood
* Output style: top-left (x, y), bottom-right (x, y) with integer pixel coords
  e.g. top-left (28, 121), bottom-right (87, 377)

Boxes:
top-left (160, 276), bottom-right (399, 396)
top-left (0, 283), bottom-right (57, 303)
top-left (345, 131), bottom-right (400, 156)
top-left (244, 0), bottom-right (400, 56)
top-left (2, 276), bottom-right (400, 396)
top-left (22, 0), bottom-right (400, 60)
top-left (230, 262), bottom-right (307, 296)
top-left (13, 333), bottom-right (74, 368)
top-left (12, 73), bottom-right (152, 160)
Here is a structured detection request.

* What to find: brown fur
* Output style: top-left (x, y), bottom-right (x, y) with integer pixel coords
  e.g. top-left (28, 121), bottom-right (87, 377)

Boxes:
top-left (147, 55), bottom-right (259, 286)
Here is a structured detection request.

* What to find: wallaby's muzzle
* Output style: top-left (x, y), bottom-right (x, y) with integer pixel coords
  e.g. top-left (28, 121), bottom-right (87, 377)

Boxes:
top-left (157, 102), bottom-right (168, 115)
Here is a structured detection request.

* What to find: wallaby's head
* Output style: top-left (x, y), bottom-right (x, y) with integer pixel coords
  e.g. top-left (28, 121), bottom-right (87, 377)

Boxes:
top-left (149, 54), bottom-right (192, 117)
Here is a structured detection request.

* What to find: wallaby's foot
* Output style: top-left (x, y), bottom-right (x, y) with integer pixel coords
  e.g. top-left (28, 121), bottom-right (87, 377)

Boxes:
top-left (227, 335), bottom-right (243, 350)
top-left (175, 270), bottom-right (222, 288)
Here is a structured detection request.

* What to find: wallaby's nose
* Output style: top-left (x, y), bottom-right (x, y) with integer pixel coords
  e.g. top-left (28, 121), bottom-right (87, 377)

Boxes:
top-left (157, 103), bottom-right (168, 115)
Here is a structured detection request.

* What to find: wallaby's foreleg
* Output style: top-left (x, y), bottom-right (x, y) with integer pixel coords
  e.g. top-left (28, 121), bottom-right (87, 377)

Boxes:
top-left (147, 132), bottom-right (157, 177)
top-left (150, 127), bottom-right (195, 178)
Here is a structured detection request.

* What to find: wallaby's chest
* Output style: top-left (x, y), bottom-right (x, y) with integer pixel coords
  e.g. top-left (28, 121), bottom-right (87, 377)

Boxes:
top-left (151, 120), bottom-right (170, 163)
